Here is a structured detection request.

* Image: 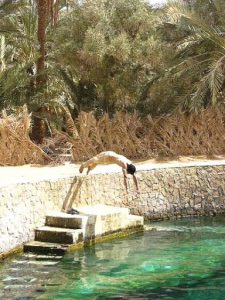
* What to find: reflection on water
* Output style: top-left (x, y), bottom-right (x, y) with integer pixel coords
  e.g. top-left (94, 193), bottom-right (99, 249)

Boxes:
top-left (2, 215), bottom-right (225, 299)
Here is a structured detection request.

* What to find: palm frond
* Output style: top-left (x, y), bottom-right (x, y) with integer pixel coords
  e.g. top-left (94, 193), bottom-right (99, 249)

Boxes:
top-left (168, 2), bottom-right (225, 51)
top-left (209, 56), bottom-right (225, 106)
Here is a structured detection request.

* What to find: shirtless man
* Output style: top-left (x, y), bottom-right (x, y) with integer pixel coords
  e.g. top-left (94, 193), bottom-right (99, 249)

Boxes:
top-left (79, 151), bottom-right (139, 194)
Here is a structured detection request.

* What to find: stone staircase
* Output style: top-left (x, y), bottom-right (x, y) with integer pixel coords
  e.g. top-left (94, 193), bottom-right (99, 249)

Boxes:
top-left (24, 205), bottom-right (144, 255)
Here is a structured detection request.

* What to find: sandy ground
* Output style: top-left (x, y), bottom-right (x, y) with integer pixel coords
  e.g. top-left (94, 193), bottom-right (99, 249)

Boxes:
top-left (0, 155), bottom-right (225, 187)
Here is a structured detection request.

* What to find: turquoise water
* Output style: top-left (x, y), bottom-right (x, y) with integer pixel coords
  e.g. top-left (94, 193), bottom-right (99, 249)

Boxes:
top-left (2, 215), bottom-right (225, 299)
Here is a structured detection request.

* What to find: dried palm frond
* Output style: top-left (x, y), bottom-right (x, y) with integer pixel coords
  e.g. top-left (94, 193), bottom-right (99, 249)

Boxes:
top-left (0, 105), bottom-right (51, 165)
top-left (2, 107), bottom-right (225, 165)
top-left (62, 107), bottom-right (79, 138)
top-left (61, 108), bottom-right (225, 162)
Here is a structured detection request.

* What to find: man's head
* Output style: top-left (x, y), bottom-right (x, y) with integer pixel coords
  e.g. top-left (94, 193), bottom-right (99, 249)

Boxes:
top-left (127, 163), bottom-right (136, 175)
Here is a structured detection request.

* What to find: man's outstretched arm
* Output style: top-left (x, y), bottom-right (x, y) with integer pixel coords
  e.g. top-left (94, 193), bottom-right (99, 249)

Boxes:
top-left (132, 174), bottom-right (140, 193)
top-left (122, 169), bottom-right (128, 194)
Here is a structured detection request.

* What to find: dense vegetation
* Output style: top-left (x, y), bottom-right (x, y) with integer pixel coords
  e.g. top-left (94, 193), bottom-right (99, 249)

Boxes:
top-left (0, 0), bottom-right (225, 161)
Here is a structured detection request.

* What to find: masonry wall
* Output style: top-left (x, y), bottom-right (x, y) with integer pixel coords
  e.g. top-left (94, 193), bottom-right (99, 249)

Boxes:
top-left (1, 165), bottom-right (225, 255)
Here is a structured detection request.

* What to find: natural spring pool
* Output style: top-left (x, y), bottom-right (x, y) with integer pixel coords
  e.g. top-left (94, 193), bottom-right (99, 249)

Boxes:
top-left (1, 215), bottom-right (225, 299)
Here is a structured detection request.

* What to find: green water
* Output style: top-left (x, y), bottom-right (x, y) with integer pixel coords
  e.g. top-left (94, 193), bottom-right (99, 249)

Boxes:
top-left (2, 215), bottom-right (225, 299)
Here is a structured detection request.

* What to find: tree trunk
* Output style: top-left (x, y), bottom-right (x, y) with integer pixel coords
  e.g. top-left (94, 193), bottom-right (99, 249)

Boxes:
top-left (33, 0), bottom-right (60, 144)
top-left (37, 0), bottom-right (48, 86)
top-left (32, 0), bottom-right (49, 144)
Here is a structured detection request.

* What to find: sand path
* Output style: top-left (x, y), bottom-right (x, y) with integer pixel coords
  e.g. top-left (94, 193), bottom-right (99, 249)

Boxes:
top-left (0, 155), bottom-right (225, 187)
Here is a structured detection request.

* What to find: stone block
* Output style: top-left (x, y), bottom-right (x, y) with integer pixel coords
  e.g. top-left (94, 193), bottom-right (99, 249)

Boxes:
top-left (127, 215), bottom-right (144, 227)
top-left (35, 226), bottom-right (83, 244)
top-left (77, 204), bottom-right (129, 236)
top-left (45, 212), bottom-right (88, 229)
top-left (23, 241), bottom-right (68, 255)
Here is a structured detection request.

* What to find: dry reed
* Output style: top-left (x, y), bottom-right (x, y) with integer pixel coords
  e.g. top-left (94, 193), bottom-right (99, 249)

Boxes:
top-left (1, 107), bottom-right (225, 165)
top-left (69, 108), bottom-right (225, 161)
top-left (0, 105), bottom-right (51, 166)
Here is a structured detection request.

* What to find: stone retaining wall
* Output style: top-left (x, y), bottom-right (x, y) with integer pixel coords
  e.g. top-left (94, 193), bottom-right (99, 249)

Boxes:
top-left (76, 165), bottom-right (225, 219)
top-left (1, 164), bottom-right (225, 256)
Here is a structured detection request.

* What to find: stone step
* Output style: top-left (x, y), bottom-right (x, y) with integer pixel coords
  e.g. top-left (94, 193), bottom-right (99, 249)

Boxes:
top-left (23, 253), bottom-right (63, 260)
top-left (45, 212), bottom-right (89, 229)
top-left (24, 205), bottom-right (144, 256)
top-left (24, 241), bottom-right (69, 255)
top-left (77, 204), bottom-right (130, 217)
top-left (35, 226), bottom-right (83, 244)
top-left (127, 215), bottom-right (144, 228)
top-left (12, 259), bottom-right (59, 266)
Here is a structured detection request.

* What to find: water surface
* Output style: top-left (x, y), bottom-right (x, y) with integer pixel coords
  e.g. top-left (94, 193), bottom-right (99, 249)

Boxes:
top-left (1, 215), bottom-right (225, 299)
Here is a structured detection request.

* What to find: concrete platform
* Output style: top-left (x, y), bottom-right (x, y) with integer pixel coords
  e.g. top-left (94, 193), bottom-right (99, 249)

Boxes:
top-left (77, 204), bottom-right (130, 216)
top-left (77, 204), bottom-right (130, 236)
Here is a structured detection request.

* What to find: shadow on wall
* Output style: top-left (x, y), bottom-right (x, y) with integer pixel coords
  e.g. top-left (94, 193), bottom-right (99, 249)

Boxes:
top-left (62, 176), bottom-right (98, 242)
top-left (61, 177), bottom-right (84, 212)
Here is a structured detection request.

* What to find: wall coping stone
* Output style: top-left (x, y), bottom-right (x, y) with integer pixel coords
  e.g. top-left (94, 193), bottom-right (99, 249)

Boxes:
top-left (1, 158), bottom-right (225, 187)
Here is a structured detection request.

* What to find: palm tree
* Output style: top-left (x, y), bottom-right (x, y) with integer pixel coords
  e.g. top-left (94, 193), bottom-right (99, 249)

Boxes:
top-left (0, 1), bottom-right (72, 143)
top-left (165, 0), bottom-right (225, 111)
top-left (0, 1), bottom-right (39, 109)
top-left (32, 0), bottom-right (67, 143)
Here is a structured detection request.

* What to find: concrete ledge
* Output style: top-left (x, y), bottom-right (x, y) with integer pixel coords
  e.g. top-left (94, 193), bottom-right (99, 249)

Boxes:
top-left (68, 226), bottom-right (145, 252)
top-left (1, 158), bottom-right (225, 187)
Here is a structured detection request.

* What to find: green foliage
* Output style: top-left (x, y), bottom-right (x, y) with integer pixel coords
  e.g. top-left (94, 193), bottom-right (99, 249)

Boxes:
top-left (0, 1), bottom-right (39, 110)
top-left (1, 0), bottom-right (225, 119)
top-left (157, 0), bottom-right (225, 111)
top-left (50, 0), bottom-right (167, 116)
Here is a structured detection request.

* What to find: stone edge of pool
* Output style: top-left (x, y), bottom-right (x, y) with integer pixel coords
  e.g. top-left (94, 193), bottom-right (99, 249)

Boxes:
top-left (1, 225), bottom-right (144, 261)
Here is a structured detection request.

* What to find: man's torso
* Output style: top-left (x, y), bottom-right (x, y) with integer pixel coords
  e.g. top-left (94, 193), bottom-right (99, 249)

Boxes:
top-left (94, 151), bottom-right (131, 167)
